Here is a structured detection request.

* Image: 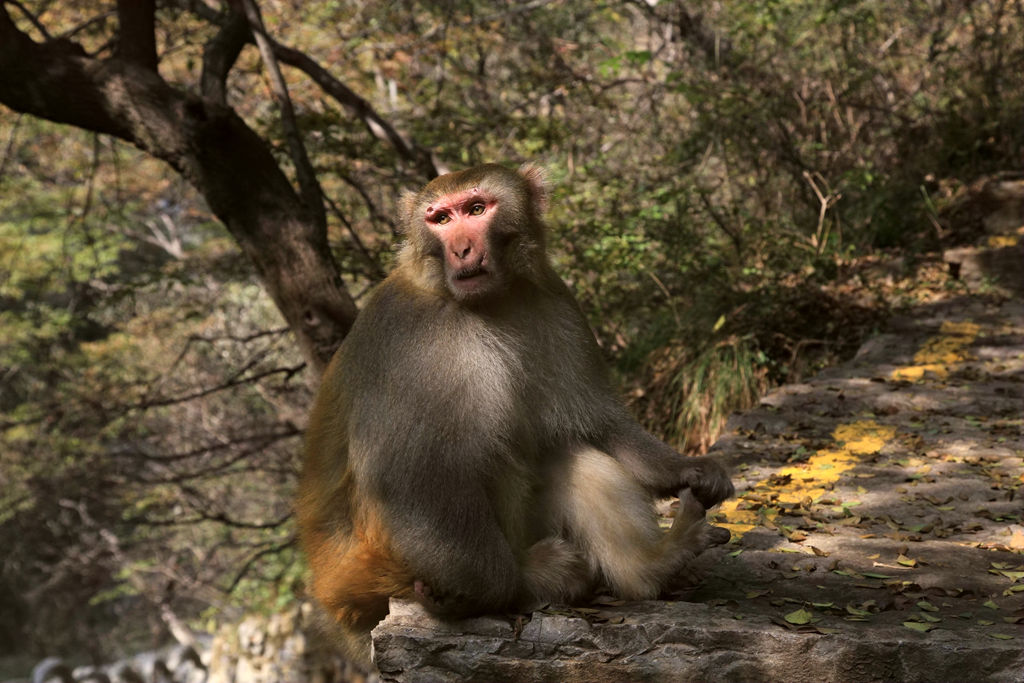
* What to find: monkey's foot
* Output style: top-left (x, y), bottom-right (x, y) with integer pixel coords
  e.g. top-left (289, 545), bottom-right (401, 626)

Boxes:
top-left (523, 536), bottom-right (590, 604)
top-left (672, 488), bottom-right (731, 551)
top-left (412, 579), bottom-right (480, 618)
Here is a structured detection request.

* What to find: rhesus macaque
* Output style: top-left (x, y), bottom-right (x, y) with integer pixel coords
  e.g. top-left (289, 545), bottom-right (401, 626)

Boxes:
top-left (297, 164), bottom-right (734, 665)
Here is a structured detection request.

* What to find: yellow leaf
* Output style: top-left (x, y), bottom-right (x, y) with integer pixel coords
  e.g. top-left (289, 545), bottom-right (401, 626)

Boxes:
top-left (897, 554), bottom-right (918, 567)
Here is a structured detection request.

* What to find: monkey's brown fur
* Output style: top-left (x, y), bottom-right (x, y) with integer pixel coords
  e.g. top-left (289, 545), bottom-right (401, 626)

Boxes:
top-left (297, 164), bottom-right (734, 666)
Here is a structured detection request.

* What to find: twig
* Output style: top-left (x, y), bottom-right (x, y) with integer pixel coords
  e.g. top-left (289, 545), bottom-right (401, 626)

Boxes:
top-left (801, 171), bottom-right (841, 256)
top-left (239, 0), bottom-right (326, 230)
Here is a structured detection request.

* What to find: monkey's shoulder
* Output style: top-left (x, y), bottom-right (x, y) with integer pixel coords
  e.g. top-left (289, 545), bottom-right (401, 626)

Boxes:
top-left (355, 274), bottom-right (446, 331)
top-left (336, 274), bottom-right (504, 378)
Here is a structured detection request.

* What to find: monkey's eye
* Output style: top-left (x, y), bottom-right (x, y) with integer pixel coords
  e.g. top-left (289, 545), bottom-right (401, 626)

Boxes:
top-left (469, 204), bottom-right (485, 216)
top-left (434, 213), bottom-right (451, 225)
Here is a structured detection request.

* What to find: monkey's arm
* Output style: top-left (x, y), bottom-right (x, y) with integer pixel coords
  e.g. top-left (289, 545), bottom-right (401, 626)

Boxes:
top-left (604, 416), bottom-right (734, 508)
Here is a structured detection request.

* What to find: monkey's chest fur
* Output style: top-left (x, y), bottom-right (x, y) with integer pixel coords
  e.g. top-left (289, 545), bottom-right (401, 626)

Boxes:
top-left (343, 279), bottom-right (612, 544)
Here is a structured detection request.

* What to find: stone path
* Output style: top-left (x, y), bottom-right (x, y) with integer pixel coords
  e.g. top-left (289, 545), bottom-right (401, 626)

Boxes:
top-left (373, 230), bottom-right (1023, 682)
top-left (692, 286), bottom-right (1023, 682)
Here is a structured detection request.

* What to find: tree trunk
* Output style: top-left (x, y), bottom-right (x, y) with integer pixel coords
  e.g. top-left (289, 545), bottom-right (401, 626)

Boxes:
top-left (0, 7), bottom-right (357, 377)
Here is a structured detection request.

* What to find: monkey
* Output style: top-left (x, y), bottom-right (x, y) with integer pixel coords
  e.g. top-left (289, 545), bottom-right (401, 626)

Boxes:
top-left (296, 163), bottom-right (734, 666)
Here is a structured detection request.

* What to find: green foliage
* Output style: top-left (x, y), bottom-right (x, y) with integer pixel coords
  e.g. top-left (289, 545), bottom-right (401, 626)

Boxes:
top-left (0, 118), bottom-right (306, 658)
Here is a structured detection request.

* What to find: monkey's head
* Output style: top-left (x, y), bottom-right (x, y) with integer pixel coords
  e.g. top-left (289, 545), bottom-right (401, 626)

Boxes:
top-left (398, 164), bottom-right (550, 302)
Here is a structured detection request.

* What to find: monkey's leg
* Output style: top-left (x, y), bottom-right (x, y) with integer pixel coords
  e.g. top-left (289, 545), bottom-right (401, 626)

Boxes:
top-left (660, 487), bottom-right (731, 589)
top-left (560, 447), bottom-right (725, 599)
top-left (519, 536), bottom-right (589, 607)
top-left (306, 517), bottom-right (414, 667)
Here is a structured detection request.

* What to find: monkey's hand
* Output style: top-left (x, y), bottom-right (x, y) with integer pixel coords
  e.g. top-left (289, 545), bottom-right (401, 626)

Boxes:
top-left (679, 457), bottom-right (735, 509)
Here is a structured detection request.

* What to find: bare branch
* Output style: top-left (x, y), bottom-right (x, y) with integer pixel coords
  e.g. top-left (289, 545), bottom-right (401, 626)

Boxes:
top-left (137, 363), bottom-right (306, 410)
top-left (132, 428), bottom-right (300, 464)
top-left (5, 0), bottom-right (50, 40)
top-left (272, 41), bottom-right (440, 179)
top-left (239, 0), bottom-right (326, 231)
top-left (324, 193), bottom-right (388, 281)
top-left (181, 0), bottom-right (439, 179)
top-left (225, 540), bottom-right (294, 593)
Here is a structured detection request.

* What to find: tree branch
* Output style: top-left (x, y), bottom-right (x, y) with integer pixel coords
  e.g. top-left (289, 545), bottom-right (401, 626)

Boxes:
top-left (0, 5), bottom-right (359, 374)
top-left (240, 0), bottom-right (327, 231)
top-left (5, 0), bottom-right (50, 40)
top-left (271, 41), bottom-right (441, 179)
top-left (116, 0), bottom-right (158, 71)
top-left (182, 0), bottom-right (439, 179)
top-left (201, 7), bottom-right (249, 105)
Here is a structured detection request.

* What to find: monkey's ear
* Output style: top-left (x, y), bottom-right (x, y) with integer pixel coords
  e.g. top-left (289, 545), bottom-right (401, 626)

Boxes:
top-left (518, 163), bottom-right (549, 215)
top-left (398, 189), bottom-right (419, 233)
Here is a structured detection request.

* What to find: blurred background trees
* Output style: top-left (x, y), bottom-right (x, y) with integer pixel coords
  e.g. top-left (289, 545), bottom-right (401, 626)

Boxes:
top-left (1, 0), bottom-right (1021, 667)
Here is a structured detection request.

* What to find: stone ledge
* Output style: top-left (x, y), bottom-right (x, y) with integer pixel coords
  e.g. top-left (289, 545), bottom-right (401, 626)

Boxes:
top-left (372, 599), bottom-right (1022, 683)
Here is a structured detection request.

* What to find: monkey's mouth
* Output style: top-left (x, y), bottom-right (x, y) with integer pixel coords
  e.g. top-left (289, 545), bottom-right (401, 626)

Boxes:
top-left (454, 265), bottom-right (488, 283)
top-left (451, 265), bottom-right (490, 293)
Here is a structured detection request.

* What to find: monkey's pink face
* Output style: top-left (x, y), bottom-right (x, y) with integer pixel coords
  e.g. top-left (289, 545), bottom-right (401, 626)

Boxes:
top-left (424, 188), bottom-right (501, 300)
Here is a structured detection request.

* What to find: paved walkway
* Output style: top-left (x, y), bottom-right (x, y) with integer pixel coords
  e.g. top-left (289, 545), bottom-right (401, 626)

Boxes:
top-left (698, 272), bottom-right (1023, 681)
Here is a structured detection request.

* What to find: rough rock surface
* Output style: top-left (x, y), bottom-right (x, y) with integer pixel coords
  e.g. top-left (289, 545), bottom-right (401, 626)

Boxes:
top-left (374, 596), bottom-right (1020, 683)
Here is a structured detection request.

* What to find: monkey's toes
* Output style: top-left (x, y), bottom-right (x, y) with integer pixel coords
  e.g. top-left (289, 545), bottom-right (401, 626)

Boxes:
top-left (675, 487), bottom-right (705, 522)
top-left (414, 579), bottom-right (432, 599)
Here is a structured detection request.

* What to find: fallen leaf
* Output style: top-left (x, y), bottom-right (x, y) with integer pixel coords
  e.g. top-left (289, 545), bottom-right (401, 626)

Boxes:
top-left (897, 554), bottom-right (919, 567)
top-left (917, 600), bottom-right (939, 612)
top-left (784, 608), bottom-right (814, 625)
top-left (903, 621), bottom-right (933, 633)
top-left (833, 569), bottom-right (863, 578)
